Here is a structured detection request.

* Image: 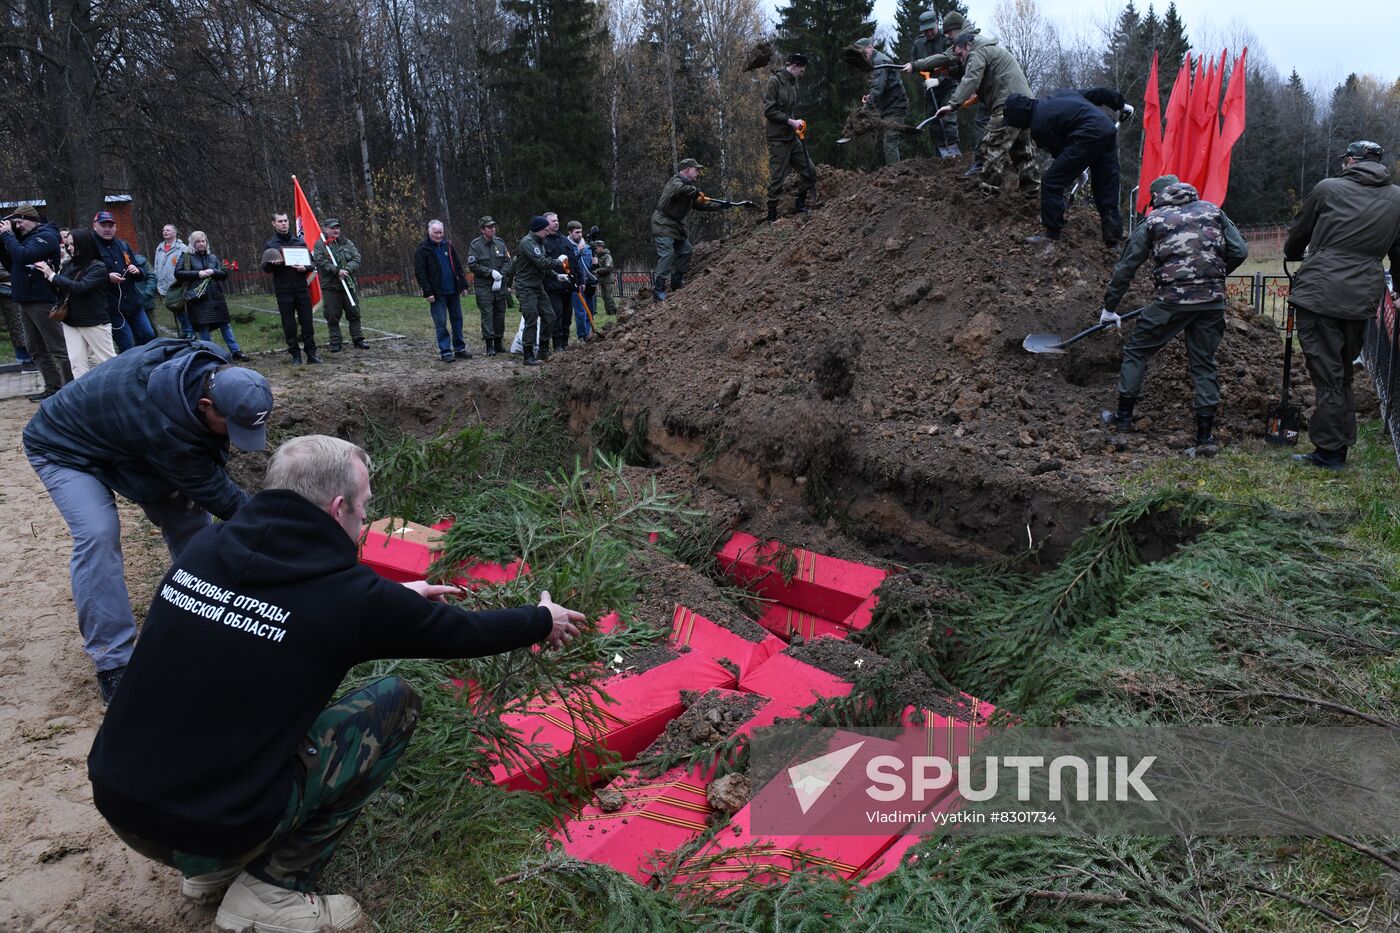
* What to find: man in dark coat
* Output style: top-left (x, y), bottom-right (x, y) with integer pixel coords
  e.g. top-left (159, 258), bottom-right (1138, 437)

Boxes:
top-left (0, 203), bottom-right (70, 399)
top-left (412, 219), bottom-right (471, 363)
top-left (23, 338), bottom-right (274, 702)
top-left (92, 210), bottom-right (157, 352)
top-left (87, 433), bottom-right (581, 932)
top-left (541, 213), bottom-right (576, 349)
top-left (262, 212), bottom-right (320, 364)
top-left (1003, 89), bottom-right (1133, 247)
top-left (855, 38), bottom-right (908, 166)
top-left (1284, 140), bottom-right (1400, 469)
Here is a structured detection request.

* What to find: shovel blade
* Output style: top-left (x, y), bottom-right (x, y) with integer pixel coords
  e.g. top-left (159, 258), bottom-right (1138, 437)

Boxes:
top-left (1263, 402), bottom-right (1300, 445)
top-left (1022, 333), bottom-right (1068, 354)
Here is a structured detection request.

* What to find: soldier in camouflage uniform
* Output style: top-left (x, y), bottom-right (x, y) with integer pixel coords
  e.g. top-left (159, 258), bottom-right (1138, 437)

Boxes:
top-left (1099, 176), bottom-right (1249, 453)
top-left (934, 31), bottom-right (1039, 197)
top-left (592, 239), bottom-right (618, 316)
top-left (87, 435), bottom-right (582, 932)
top-left (854, 38), bottom-right (908, 166)
top-left (650, 157), bottom-right (726, 300)
top-left (905, 11), bottom-right (989, 170)
top-left (468, 215), bottom-right (513, 356)
top-left (514, 215), bottom-right (568, 365)
top-left (764, 52), bottom-right (817, 223)
top-left (311, 220), bottom-right (367, 352)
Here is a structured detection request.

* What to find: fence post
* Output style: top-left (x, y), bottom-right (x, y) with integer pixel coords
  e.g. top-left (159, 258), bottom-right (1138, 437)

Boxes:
top-left (1253, 272), bottom-right (1263, 318)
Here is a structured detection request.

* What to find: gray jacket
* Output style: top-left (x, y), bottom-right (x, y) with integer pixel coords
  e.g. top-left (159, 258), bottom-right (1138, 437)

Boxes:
top-left (152, 240), bottom-right (188, 296)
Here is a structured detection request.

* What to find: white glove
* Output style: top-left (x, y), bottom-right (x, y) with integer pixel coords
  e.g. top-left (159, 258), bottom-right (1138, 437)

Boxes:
top-left (1119, 103), bottom-right (1134, 120)
top-left (924, 76), bottom-right (940, 90)
top-left (557, 254), bottom-right (568, 265)
top-left (490, 269), bottom-right (502, 291)
top-left (556, 273), bottom-right (571, 282)
top-left (1099, 308), bottom-right (1122, 328)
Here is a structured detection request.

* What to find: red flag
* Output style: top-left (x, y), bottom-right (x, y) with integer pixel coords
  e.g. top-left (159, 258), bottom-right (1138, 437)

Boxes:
top-left (1187, 52), bottom-right (1227, 188)
top-left (292, 175), bottom-right (323, 311)
top-left (1202, 48), bottom-right (1248, 207)
top-left (1179, 55), bottom-right (1210, 187)
top-left (1159, 55), bottom-right (1192, 177)
top-left (1135, 52), bottom-right (1163, 214)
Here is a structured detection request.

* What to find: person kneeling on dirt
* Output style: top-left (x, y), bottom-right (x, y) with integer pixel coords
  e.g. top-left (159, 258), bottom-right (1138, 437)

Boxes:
top-left (1098, 175), bottom-right (1248, 455)
top-left (1283, 140), bottom-right (1400, 470)
top-left (23, 338), bottom-right (274, 704)
top-left (87, 434), bottom-right (583, 933)
top-left (1002, 88), bottom-right (1132, 248)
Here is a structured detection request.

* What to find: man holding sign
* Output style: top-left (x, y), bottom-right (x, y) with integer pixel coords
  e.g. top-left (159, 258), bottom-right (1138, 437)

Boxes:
top-left (312, 219), bottom-right (367, 353)
top-left (262, 212), bottom-right (320, 365)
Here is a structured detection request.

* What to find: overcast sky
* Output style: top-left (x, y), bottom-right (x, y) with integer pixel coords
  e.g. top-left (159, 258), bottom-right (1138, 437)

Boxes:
top-left (866, 0), bottom-right (1394, 94)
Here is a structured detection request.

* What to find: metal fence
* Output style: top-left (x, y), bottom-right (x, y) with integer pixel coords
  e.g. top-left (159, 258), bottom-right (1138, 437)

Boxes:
top-left (1363, 290), bottom-right (1400, 469)
top-left (1226, 273), bottom-right (1291, 328)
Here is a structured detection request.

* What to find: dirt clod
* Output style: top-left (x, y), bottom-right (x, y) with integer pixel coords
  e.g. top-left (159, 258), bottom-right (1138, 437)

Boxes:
top-left (707, 773), bottom-right (753, 816)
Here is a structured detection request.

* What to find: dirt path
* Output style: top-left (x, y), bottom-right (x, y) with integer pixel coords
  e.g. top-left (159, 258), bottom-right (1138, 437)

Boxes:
top-left (0, 398), bottom-right (208, 932)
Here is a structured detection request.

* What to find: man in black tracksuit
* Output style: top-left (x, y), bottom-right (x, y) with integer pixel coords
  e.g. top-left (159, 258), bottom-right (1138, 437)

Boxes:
top-left (88, 434), bottom-right (581, 932)
top-left (540, 212), bottom-right (577, 351)
top-left (262, 212), bottom-right (320, 364)
top-left (1003, 89), bottom-right (1132, 248)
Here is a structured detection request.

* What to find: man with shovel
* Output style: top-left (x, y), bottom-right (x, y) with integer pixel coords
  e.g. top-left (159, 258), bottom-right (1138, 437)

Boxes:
top-left (1098, 175), bottom-right (1247, 455)
top-left (854, 38), bottom-right (908, 166)
top-left (764, 52), bottom-right (817, 223)
top-left (908, 11), bottom-right (959, 158)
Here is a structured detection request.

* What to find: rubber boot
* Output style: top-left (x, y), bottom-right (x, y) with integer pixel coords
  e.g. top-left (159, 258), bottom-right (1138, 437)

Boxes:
top-left (1190, 409), bottom-right (1219, 458)
top-left (214, 872), bottom-right (362, 932)
top-left (484, 340), bottom-right (496, 357)
top-left (653, 275), bottom-right (666, 302)
top-left (1292, 447), bottom-right (1346, 470)
top-left (523, 349), bottom-right (541, 366)
top-left (794, 191), bottom-right (810, 215)
top-left (353, 338), bottom-right (370, 349)
top-left (1101, 395), bottom-right (1136, 432)
top-left (767, 200), bottom-right (779, 224)
top-left (495, 337), bottom-right (505, 354)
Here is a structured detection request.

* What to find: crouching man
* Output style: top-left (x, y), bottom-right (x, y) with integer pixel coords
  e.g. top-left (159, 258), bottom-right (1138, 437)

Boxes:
top-left (87, 434), bottom-right (583, 932)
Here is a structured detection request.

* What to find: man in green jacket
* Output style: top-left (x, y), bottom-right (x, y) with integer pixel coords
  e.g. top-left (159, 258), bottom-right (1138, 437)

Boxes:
top-left (933, 31), bottom-right (1038, 196)
top-left (904, 11), bottom-right (988, 170)
top-left (514, 216), bottom-right (567, 365)
top-left (855, 38), bottom-right (908, 166)
top-left (468, 216), bottom-right (513, 357)
top-left (650, 158), bottom-right (726, 301)
top-left (1284, 140), bottom-right (1400, 470)
top-left (311, 220), bottom-right (366, 353)
top-left (908, 10), bottom-right (959, 157)
top-left (1099, 175), bottom-right (1248, 454)
top-left (763, 52), bottom-right (816, 224)
top-left (593, 239), bottom-right (618, 317)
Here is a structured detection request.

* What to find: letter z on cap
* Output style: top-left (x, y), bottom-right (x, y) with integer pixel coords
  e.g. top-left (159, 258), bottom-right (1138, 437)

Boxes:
top-left (209, 367), bottom-right (274, 451)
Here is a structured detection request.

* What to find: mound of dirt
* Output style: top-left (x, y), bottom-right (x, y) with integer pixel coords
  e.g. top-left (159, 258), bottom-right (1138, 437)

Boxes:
top-left (639, 689), bottom-right (763, 760)
top-left (557, 158), bottom-right (1363, 561)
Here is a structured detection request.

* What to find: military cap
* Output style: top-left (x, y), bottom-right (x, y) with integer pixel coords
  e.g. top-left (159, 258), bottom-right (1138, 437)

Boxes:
top-left (786, 52), bottom-right (809, 66)
top-left (918, 10), bottom-right (938, 29)
top-left (1345, 140), bottom-right (1383, 162)
top-left (323, 218), bottom-right (341, 228)
top-left (1149, 174), bottom-right (1179, 198)
top-left (592, 239), bottom-right (605, 247)
top-left (854, 37), bottom-right (875, 49)
top-left (479, 215), bottom-right (497, 227)
top-left (678, 157), bottom-right (705, 171)
top-left (5, 203), bottom-right (41, 222)
top-left (941, 11), bottom-right (965, 33)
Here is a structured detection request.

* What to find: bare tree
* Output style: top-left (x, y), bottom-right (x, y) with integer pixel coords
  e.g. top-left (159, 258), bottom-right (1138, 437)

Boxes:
top-left (993, 0), bottom-right (1061, 94)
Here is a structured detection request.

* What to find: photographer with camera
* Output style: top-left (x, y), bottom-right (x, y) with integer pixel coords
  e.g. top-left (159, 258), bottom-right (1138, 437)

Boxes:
top-left (0, 203), bottom-right (71, 400)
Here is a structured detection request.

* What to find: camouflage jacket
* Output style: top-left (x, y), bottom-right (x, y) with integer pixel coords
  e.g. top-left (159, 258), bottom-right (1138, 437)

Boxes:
top-left (512, 232), bottom-right (562, 290)
top-left (650, 172), bottom-right (725, 240)
top-left (311, 236), bottom-right (362, 295)
top-left (468, 235), bottom-right (513, 290)
top-left (948, 37), bottom-right (1029, 114)
top-left (868, 49), bottom-right (908, 115)
top-left (593, 246), bottom-right (615, 280)
top-left (1103, 182), bottom-right (1248, 312)
top-left (763, 68), bottom-right (800, 141)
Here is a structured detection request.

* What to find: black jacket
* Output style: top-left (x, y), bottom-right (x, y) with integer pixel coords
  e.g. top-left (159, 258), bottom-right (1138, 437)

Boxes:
top-left (262, 232), bottom-right (311, 295)
top-left (52, 259), bottom-right (111, 327)
top-left (175, 250), bottom-right (231, 328)
top-left (1, 221), bottom-right (61, 303)
top-left (541, 232), bottom-right (576, 294)
top-left (95, 235), bottom-right (146, 316)
top-left (1003, 88), bottom-right (1124, 157)
top-left (88, 489), bottom-right (553, 855)
top-left (413, 237), bottom-right (468, 298)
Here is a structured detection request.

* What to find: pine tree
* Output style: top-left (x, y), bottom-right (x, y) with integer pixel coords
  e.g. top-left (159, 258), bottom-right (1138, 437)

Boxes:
top-left (1158, 2), bottom-right (1189, 99)
top-left (1278, 70), bottom-right (1319, 208)
top-left (775, 0), bottom-right (877, 163)
top-left (1221, 66), bottom-right (1290, 223)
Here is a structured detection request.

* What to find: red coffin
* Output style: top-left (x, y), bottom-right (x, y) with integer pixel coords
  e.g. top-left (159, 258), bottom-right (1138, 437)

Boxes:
top-left (359, 517), bottom-right (526, 586)
top-left (670, 605), bottom-right (784, 678)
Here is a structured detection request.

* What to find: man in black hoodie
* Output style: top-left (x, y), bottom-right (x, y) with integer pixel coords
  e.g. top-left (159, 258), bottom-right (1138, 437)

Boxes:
top-left (88, 434), bottom-right (582, 932)
top-left (1002, 89), bottom-right (1132, 248)
top-left (262, 212), bottom-right (321, 364)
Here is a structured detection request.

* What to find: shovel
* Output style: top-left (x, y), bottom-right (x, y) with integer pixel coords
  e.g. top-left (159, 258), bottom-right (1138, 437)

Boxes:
top-left (1022, 307), bottom-right (1144, 354)
top-left (1264, 261), bottom-right (1300, 445)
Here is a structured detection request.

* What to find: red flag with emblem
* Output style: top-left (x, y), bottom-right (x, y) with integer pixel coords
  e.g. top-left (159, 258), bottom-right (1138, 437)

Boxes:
top-left (1135, 51), bottom-right (1163, 214)
top-left (292, 175), bottom-right (323, 311)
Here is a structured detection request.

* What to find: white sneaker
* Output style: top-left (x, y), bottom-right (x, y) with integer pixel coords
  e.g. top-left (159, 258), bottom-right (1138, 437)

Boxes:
top-left (181, 865), bottom-right (242, 903)
top-left (214, 871), bottom-right (364, 932)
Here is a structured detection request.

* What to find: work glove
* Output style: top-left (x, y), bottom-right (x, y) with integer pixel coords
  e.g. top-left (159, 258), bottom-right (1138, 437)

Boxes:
top-left (1119, 103), bottom-right (1135, 120)
top-left (1099, 308), bottom-right (1122, 328)
top-left (557, 254), bottom-right (569, 265)
top-left (491, 269), bottom-right (502, 292)
top-left (556, 273), bottom-right (571, 282)
top-left (924, 76), bottom-right (941, 90)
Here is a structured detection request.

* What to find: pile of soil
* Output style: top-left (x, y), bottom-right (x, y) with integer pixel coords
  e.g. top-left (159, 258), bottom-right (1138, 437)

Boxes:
top-left (556, 157), bottom-right (1366, 562)
top-left (785, 636), bottom-right (888, 678)
top-left (640, 689), bottom-right (764, 761)
top-left (611, 644), bottom-right (683, 676)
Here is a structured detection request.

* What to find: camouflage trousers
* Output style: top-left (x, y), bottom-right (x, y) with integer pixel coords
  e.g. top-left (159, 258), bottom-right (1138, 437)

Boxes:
top-left (1117, 300), bottom-right (1225, 411)
top-left (978, 116), bottom-right (1040, 194)
top-left (109, 677), bottom-right (421, 893)
top-left (321, 282), bottom-right (363, 348)
top-left (597, 281), bottom-right (618, 316)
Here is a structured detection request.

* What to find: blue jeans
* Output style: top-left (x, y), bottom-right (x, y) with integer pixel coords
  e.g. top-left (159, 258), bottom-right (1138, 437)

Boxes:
top-left (111, 307), bottom-right (157, 352)
top-left (572, 292), bottom-right (593, 339)
top-left (429, 294), bottom-right (465, 359)
top-left (175, 311), bottom-right (196, 339)
top-left (198, 324), bottom-right (242, 354)
top-left (27, 453), bottom-right (211, 673)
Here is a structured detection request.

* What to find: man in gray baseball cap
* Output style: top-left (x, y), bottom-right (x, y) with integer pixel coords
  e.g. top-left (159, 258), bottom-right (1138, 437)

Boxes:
top-left (23, 338), bottom-right (274, 703)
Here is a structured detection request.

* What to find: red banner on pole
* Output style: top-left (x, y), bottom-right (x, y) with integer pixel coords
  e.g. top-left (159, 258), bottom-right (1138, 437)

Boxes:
top-left (1159, 55), bottom-right (1193, 180)
top-left (1135, 51), bottom-right (1163, 214)
top-left (292, 175), bottom-right (323, 311)
top-left (1201, 48), bottom-right (1248, 208)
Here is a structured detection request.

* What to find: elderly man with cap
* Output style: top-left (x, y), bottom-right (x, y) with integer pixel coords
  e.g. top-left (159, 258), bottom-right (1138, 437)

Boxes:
top-left (650, 158), bottom-right (725, 301)
top-left (468, 216), bottom-right (513, 356)
top-left (855, 38), bottom-right (908, 166)
top-left (764, 52), bottom-right (817, 223)
top-left (1098, 175), bottom-right (1248, 455)
top-left (0, 202), bottom-right (70, 400)
top-left (514, 216), bottom-right (567, 365)
top-left (23, 337), bottom-right (275, 703)
top-left (311, 218), bottom-right (366, 353)
top-left (932, 30), bottom-right (1039, 197)
top-left (1284, 140), bottom-right (1400, 470)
